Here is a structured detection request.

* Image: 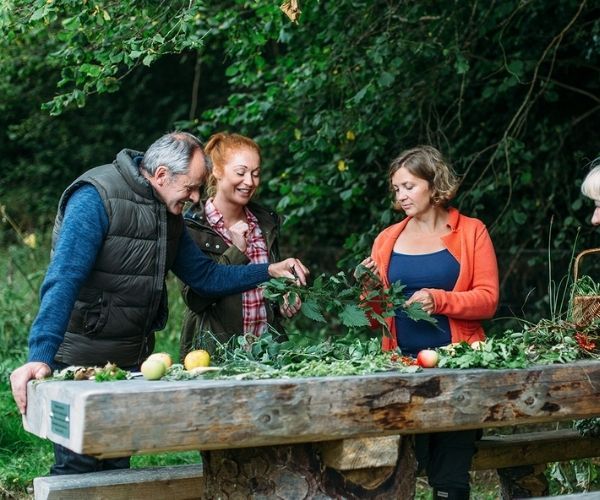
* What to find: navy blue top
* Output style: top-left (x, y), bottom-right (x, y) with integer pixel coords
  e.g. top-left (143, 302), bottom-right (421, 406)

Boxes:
top-left (388, 249), bottom-right (459, 357)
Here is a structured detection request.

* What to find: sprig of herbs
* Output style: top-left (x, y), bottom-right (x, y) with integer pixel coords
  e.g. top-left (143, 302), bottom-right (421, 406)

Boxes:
top-left (261, 268), bottom-right (436, 341)
top-left (49, 363), bottom-right (131, 382)
top-left (572, 275), bottom-right (600, 296)
top-left (437, 336), bottom-right (529, 369)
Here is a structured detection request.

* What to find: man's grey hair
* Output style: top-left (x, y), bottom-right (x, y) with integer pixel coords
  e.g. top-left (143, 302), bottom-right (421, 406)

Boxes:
top-left (141, 131), bottom-right (210, 176)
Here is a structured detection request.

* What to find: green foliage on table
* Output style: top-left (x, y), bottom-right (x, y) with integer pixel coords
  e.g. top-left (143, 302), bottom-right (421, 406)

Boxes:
top-left (164, 330), bottom-right (420, 381)
top-left (438, 318), bottom-right (597, 369)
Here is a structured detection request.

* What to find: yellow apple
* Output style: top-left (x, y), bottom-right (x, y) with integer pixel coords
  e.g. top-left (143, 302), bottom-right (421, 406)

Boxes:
top-left (184, 349), bottom-right (211, 370)
top-left (147, 352), bottom-right (173, 369)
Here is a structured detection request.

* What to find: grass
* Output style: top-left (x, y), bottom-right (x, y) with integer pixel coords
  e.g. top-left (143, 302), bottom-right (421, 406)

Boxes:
top-left (0, 235), bottom-right (200, 498)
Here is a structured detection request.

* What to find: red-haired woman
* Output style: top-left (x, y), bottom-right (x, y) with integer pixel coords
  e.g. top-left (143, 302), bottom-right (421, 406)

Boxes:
top-left (180, 133), bottom-right (299, 359)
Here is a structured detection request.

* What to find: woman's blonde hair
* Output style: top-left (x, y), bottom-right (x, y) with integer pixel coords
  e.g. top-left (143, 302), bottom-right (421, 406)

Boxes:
top-left (581, 162), bottom-right (600, 201)
top-left (204, 133), bottom-right (261, 198)
top-left (388, 145), bottom-right (459, 209)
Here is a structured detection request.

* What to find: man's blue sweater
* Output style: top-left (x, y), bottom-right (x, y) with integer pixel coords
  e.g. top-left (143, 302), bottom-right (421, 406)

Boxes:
top-left (28, 184), bottom-right (270, 366)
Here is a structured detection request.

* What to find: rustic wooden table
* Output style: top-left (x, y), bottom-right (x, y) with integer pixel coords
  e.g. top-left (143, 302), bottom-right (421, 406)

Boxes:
top-left (24, 360), bottom-right (600, 498)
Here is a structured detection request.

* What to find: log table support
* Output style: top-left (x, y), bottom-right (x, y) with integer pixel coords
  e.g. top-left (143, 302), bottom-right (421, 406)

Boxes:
top-left (202, 438), bottom-right (416, 499)
top-left (497, 464), bottom-right (549, 499)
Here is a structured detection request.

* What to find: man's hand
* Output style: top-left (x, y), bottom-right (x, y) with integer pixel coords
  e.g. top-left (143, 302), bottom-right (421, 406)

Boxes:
top-left (10, 362), bottom-right (52, 415)
top-left (268, 258), bottom-right (309, 285)
top-left (228, 220), bottom-right (249, 253)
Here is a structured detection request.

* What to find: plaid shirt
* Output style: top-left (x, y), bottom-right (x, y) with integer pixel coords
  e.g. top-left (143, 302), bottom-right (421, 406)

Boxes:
top-left (205, 199), bottom-right (269, 335)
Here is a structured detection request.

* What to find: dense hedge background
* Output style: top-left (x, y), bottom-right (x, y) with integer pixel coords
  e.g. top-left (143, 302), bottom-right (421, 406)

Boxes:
top-left (1, 0), bottom-right (599, 321)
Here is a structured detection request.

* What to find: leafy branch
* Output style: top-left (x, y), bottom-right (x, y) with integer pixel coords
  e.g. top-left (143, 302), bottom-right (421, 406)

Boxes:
top-left (261, 266), bottom-right (436, 341)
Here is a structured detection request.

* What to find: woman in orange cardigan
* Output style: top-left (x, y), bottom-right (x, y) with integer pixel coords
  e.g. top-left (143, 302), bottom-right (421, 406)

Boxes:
top-left (358, 145), bottom-right (499, 500)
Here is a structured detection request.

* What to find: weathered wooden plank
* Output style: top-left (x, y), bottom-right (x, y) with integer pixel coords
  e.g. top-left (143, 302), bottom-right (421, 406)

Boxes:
top-left (472, 429), bottom-right (600, 470)
top-left (33, 464), bottom-right (203, 500)
top-left (23, 361), bottom-right (600, 458)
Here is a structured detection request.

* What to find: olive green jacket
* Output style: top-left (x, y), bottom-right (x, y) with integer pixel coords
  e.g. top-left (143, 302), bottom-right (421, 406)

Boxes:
top-left (53, 150), bottom-right (182, 367)
top-left (180, 201), bottom-right (281, 359)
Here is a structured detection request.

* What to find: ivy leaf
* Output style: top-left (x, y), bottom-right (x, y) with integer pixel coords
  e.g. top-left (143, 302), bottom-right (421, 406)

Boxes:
top-left (339, 304), bottom-right (370, 328)
top-left (378, 71), bottom-right (395, 87)
top-left (301, 299), bottom-right (326, 322)
top-left (79, 63), bottom-right (102, 78)
top-left (454, 53), bottom-right (470, 74)
top-left (143, 54), bottom-right (157, 66)
top-left (30, 6), bottom-right (48, 21)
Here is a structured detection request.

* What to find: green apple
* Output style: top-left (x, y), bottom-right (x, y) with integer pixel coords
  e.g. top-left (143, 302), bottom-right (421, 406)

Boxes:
top-left (141, 359), bottom-right (166, 380)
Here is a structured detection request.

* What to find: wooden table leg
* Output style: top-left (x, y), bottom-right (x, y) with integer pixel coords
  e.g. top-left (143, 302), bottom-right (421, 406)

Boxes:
top-left (497, 463), bottom-right (549, 499)
top-left (201, 437), bottom-right (417, 499)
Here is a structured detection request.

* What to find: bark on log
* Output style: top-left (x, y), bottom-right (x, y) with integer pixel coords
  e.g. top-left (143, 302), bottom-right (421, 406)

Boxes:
top-left (498, 464), bottom-right (549, 499)
top-left (201, 437), bottom-right (416, 499)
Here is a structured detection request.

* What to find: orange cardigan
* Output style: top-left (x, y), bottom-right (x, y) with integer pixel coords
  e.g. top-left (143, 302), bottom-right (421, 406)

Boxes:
top-left (370, 207), bottom-right (499, 351)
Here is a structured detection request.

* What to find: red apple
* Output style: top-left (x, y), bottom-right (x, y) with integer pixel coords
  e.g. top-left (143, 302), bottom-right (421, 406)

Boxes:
top-left (416, 349), bottom-right (439, 368)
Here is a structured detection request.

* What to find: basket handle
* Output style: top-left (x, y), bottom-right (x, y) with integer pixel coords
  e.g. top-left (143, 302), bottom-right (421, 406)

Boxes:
top-left (573, 247), bottom-right (600, 283)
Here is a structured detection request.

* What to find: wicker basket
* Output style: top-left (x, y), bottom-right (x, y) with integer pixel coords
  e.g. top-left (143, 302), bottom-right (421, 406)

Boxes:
top-left (572, 248), bottom-right (600, 326)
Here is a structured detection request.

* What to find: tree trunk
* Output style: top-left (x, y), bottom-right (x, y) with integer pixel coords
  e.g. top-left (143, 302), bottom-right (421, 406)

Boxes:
top-left (498, 464), bottom-right (549, 499)
top-left (201, 437), bottom-right (417, 499)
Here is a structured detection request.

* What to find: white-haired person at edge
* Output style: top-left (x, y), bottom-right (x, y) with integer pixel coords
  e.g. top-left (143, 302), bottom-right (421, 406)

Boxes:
top-left (581, 159), bottom-right (600, 226)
